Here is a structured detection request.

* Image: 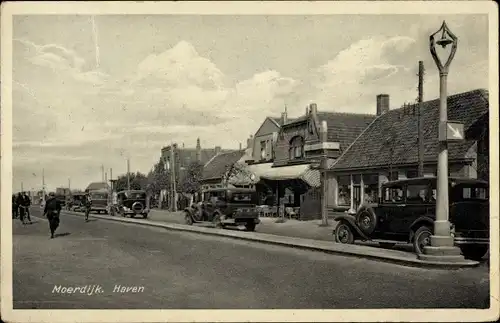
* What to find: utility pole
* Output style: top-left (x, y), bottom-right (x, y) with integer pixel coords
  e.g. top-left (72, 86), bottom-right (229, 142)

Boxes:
top-left (68, 178), bottom-right (71, 191)
top-left (320, 121), bottom-right (329, 226)
top-left (127, 158), bottom-right (131, 191)
top-left (101, 164), bottom-right (105, 182)
top-left (21, 182), bottom-right (24, 193)
top-left (42, 168), bottom-right (46, 202)
top-left (417, 60), bottom-right (425, 177)
top-left (170, 143), bottom-right (177, 212)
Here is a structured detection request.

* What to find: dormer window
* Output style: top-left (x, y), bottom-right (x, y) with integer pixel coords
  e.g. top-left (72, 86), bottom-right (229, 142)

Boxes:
top-left (289, 136), bottom-right (305, 160)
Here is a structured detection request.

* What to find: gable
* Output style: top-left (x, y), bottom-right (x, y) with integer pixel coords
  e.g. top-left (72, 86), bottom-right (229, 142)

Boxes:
top-left (255, 117), bottom-right (280, 137)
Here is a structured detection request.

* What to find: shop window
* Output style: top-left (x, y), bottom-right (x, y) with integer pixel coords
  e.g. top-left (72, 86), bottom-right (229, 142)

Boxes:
top-left (289, 136), bottom-right (305, 160)
top-left (337, 175), bottom-right (351, 206)
top-left (260, 141), bottom-right (267, 160)
top-left (363, 174), bottom-right (379, 203)
top-left (406, 184), bottom-right (429, 203)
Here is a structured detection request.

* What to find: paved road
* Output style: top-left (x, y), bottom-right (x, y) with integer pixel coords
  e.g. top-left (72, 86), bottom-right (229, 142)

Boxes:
top-left (13, 208), bottom-right (490, 309)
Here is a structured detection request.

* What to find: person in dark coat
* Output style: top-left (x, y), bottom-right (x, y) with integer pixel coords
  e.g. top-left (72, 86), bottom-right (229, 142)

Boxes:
top-left (21, 192), bottom-right (32, 224)
top-left (16, 193), bottom-right (26, 224)
top-left (83, 192), bottom-right (92, 222)
top-left (44, 192), bottom-right (62, 238)
top-left (12, 194), bottom-right (19, 219)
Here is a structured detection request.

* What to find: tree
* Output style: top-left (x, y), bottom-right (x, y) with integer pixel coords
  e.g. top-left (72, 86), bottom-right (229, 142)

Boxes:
top-left (147, 159), bottom-right (171, 195)
top-left (114, 172), bottom-right (149, 192)
top-left (180, 161), bottom-right (204, 193)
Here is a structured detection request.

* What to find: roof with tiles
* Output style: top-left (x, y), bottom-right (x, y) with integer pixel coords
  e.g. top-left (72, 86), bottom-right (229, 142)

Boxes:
top-left (280, 111), bottom-right (376, 151)
top-left (331, 89), bottom-right (489, 171)
top-left (201, 150), bottom-right (247, 181)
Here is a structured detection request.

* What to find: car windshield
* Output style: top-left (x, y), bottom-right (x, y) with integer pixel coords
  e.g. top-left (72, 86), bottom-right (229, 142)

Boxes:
top-left (231, 193), bottom-right (254, 203)
top-left (124, 192), bottom-right (146, 199)
top-left (90, 192), bottom-right (107, 199)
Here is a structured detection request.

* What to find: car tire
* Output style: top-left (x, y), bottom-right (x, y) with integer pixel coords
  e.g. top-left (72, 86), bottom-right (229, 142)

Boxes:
top-left (335, 221), bottom-right (355, 244)
top-left (356, 207), bottom-right (377, 235)
top-left (460, 245), bottom-right (489, 261)
top-left (245, 222), bottom-right (256, 232)
top-left (412, 225), bottom-right (432, 255)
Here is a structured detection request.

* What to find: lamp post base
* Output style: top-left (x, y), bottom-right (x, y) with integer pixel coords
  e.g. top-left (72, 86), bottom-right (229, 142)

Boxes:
top-left (418, 235), bottom-right (465, 262)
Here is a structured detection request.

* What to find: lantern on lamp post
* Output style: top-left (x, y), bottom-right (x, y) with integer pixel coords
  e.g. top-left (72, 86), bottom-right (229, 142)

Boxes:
top-left (419, 21), bottom-right (465, 261)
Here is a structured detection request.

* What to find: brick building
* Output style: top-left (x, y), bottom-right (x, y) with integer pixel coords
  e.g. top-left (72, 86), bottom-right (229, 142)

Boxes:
top-left (324, 89), bottom-right (489, 213)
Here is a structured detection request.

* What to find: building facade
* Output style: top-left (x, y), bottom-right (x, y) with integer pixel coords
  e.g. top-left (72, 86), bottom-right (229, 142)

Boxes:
top-left (324, 89), bottom-right (489, 214)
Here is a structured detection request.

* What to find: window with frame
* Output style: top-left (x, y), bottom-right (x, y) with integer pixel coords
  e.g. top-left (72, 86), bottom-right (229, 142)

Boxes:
top-left (406, 170), bottom-right (419, 179)
top-left (337, 175), bottom-right (351, 206)
top-left (260, 141), bottom-right (267, 160)
top-left (406, 184), bottom-right (429, 203)
top-left (289, 136), bottom-right (305, 160)
top-left (388, 171), bottom-right (399, 181)
top-left (383, 185), bottom-right (405, 203)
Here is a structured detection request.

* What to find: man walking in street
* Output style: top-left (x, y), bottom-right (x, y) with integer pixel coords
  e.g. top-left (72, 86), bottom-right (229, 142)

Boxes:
top-left (21, 192), bottom-right (32, 224)
top-left (84, 192), bottom-right (92, 222)
top-left (16, 193), bottom-right (27, 224)
top-left (44, 192), bottom-right (62, 239)
top-left (12, 194), bottom-right (19, 219)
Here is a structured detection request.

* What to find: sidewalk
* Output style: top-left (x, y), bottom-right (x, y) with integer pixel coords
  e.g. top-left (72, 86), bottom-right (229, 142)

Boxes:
top-left (148, 209), bottom-right (414, 252)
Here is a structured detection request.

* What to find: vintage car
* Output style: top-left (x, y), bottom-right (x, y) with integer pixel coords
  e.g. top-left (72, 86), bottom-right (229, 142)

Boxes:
top-left (109, 189), bottom-right (149, 219)
top-left (184, 188), bottom-right (260, 231)
top-left (333, 177), bottom-right (489, 260)
top-left (67, 193), bottom-right (86, 212)
top-left (88, 189), bottom-right (109, 214)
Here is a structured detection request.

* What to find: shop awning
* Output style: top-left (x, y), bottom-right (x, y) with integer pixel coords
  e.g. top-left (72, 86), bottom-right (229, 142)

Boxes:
top-left (260, 164), bottom-right (321, 187)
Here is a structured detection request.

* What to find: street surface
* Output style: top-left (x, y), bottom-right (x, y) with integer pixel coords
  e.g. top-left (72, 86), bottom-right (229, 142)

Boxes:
top-left (13, 207), bottom-right (490, 309)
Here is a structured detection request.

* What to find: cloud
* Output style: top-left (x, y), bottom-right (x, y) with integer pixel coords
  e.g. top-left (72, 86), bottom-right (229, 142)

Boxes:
top-left (12, 19), bottom-right (488, 191)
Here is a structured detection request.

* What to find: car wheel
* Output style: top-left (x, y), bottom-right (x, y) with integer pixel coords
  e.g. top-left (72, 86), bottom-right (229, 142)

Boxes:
top-left (356, 207), bottom-right (377, 235)
top-left (335, 221), bottom-right (355, 244)
top-left (185, 213), bottom-right (193, 225)
top-left (245, 222), bottom-right (256, 232)
top-left (460, 245), bottom-right (489, 261)
top-left (413, 226), bottom-right (432, 255)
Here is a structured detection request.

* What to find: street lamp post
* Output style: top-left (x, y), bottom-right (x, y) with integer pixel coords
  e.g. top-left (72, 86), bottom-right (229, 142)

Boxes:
top-left (419, 21), bottom-right (464, 261)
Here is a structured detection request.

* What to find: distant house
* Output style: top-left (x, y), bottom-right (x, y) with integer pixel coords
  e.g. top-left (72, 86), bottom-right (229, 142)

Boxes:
top-left (200, 150), bottom-right (247, 191)
top-left (325, 89), bottom-right (489, 213)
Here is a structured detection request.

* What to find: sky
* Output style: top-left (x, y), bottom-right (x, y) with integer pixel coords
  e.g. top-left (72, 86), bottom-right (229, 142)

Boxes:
top-left (11, 14), bottom-right (489, 192)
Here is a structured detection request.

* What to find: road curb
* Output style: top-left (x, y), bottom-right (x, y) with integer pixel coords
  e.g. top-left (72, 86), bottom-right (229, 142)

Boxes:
top-left (59, 209), bottom-right (480, 269)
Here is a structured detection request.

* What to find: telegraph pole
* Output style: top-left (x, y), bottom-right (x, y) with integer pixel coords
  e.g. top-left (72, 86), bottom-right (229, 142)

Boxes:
top-left (170, 143), bottom-right (177, 212)
top-left (127, 158), bottom-right (131, 191)
top-left (101, 164), bottom-right (105, 182)
top-left (42, 168), bottom-right (46, 202)
top-left (21, 182), bottom-right (24, 193)
top-left (417, 60), bottom-right (425, 177)
top-left (68, 178), bottom-right (71, 191)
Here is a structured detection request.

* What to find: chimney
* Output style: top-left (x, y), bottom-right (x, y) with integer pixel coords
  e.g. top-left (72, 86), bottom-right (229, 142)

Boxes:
top-left (247, 134), bottom-right (254, 149)
top-left (376, 94), bottom-right (390, 116)
top-left (196, 138), bottom-right (201, 162)
top-left (215, 146), bottom-right (221, 155)
top-left (320, 120), bottom-right (328, 143)
top-left (182, 143), bottom-right (185, 149)
top-left (309, 103), bottom-right (318, 116)
top-left (239, 142), bottom-right (242, 150)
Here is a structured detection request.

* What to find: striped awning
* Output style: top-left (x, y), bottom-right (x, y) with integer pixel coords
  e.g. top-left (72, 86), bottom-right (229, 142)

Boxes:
top-left (228, 162), bottom-right (274, 185)
top-left (260, 164), bottom-right (321, 187)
